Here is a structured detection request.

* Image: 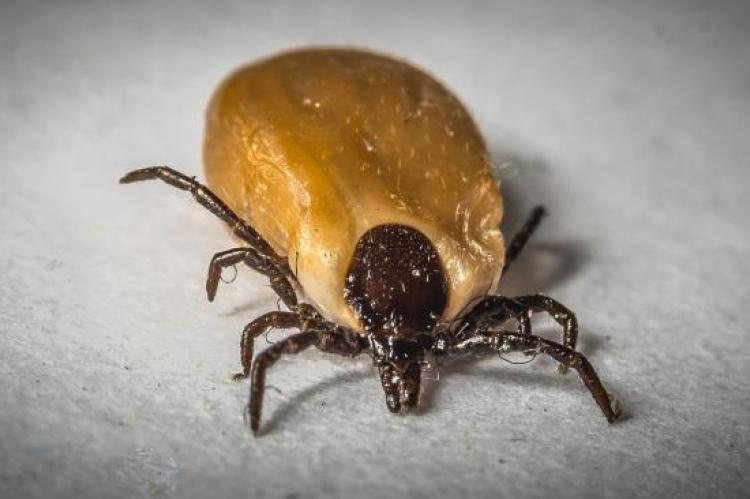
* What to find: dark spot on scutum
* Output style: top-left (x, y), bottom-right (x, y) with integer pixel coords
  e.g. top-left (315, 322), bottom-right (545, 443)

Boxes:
top-left (344, 224), bottom-right (447, 333)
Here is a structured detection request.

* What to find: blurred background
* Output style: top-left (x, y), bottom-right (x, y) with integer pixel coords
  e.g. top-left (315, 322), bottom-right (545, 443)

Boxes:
top-left (1, 1), bottom-right (748, 498)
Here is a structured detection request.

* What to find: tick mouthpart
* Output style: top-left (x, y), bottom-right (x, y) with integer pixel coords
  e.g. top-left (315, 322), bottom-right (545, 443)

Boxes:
top-left (377, 361), bottom-right (422, 414)
top-left (369, 332), bottom-right (425, 414)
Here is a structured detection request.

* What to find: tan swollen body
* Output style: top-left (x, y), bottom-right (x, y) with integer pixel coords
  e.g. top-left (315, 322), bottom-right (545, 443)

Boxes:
top-left (203, 48), bottom-right (504, 330)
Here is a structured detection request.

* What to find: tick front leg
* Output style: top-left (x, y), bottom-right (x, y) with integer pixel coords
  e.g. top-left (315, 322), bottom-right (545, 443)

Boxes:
top-left (248, 330), bottom-right (364, 435)
top-left (458, 296), bottom-right (532, 338)
top-left (232, 311), bottom-right (302, 381)
top-left (454, 333), bottom-right (621, 423)
top-left (531, 335), bottom-right (621, 422)
top-left (460, 294), bottom-right (578, 374)
top-left (512, 294), bottom-right (579, 373)
top-left (249, 331), bottom-right (317, 434)
top-left (206, 247), bottom-right (298, 309)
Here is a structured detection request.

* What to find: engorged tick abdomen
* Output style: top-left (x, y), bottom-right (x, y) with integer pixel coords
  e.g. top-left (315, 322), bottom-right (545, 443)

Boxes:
top-left (203, 47), bottom-right (505, 331)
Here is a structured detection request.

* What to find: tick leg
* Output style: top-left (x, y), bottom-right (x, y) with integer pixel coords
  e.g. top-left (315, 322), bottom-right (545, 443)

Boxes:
top-left (459, 294), bottom-right (577, 373)
top-left (502, 205), bottom-right (546, 276)
top-left (231, 311), bottom-right (301, 381)
top-left (457, 295), bottom-right (532, 339)
top-left (121, 167), bottom-right (299, 308)
top-left (249, 332), bottom-right (317, 434)
top-left (453, 333), bottom-right (621, 423)
top-left (249, 330), bottom-right (364, 434)
top-left (527, 334), bottom-right (621, 422)
top-left (206, 247), bottom-right (298, 309)
top-left (512, 294), bottom-right (578, 373)
top-left (206, 248), bottom-right (249, 301)
top-left (121, 167), bottom-right (277, 257)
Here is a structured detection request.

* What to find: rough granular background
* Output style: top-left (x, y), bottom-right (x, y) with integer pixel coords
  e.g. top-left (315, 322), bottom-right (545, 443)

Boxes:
top-left (1, 1), bottom-right (748, 498)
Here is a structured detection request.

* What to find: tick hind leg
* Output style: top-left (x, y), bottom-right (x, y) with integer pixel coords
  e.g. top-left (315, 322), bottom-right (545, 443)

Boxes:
top-left (249, 330), bottom-right (364, 434)
top-left (121, 167), bottom-right (275, 256)
top-left (502, 205), bottom-right (546, 275)
top-left (512, 294), bottom-right (578, 373)
top-left (231, 311), bottom-right (302, 381)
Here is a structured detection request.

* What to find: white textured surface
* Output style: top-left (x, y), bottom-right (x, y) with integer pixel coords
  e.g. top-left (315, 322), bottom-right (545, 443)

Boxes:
top-left (1, 1), bottom-right (749, 498)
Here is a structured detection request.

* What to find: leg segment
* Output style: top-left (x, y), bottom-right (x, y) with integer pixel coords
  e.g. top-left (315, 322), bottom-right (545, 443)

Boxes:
top-left (457, 295), bottom-right (532, 339)
top-left (206, 248), bottom-right (248, 302)
top-left (533, 336), bottom-right (620, 422)
top-left (231, 311), bottom-right (302, 381)
top-left (121, 167), bottom-right (297, 302)
top-left (502, 205), bottom-right (546, 275)
top-left (452, 332), bottom-right (621, 423)
top-left (206, 247), bottom-right (297, 309)
top-left (121, 167), bottom-right (277, 257)
top-left (513, 294), bottom-right (578, 372)
top-left (459, 293), bottom-right (577, 373)
top-left (248, 330), bottom-right (364, 434)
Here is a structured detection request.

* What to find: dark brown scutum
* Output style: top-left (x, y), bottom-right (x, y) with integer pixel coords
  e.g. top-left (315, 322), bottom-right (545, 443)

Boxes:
top-left (344, 224), bottom-right (448, 333)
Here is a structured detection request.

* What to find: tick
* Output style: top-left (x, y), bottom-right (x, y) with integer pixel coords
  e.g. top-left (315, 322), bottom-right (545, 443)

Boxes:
top-left (121, 48), bottom-right (622, 434)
